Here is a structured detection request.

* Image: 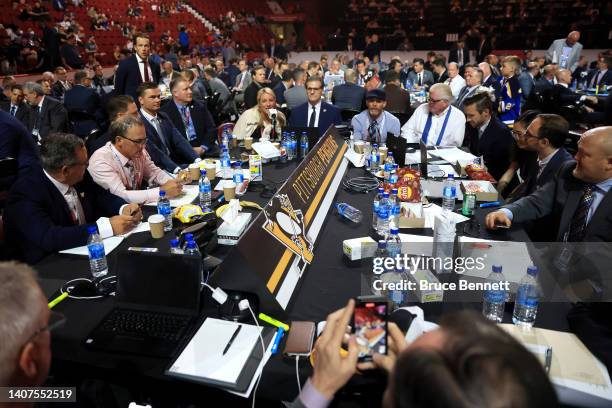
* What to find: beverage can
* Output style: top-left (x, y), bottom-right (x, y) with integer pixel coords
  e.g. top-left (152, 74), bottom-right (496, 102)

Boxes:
top-left (462, 193), bottom-right (476, 216)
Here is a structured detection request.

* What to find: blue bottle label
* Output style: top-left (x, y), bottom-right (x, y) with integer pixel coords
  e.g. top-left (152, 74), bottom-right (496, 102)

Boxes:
top-left (158, 204), bottom-right (171, 216)
top-left (378, 207), bottom-right (389, 219)
top-left (199, 183), bottom-right (211, 193)
top-left (517, 286), bottom-right (538, 307)
top-left (485, 290), bottom-right (505, 303)
top-left (443, 186), bottom-right (456, 198)
top-left (88, 242), bottom-right (105, 259)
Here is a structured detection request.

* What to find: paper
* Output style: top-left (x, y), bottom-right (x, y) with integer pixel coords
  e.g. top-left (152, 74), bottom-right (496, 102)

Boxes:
top-left (344, 149), bottom-right (365, 167)
top-left (458, 237), bottom-right (533, 283)
top-left (168, 318), bottom-right (263, 386)
top-left (144, 185), bottom-right (199, 207)
top-left (228, 339), bottom-right (274, 398)
top-left (429, 147), bottom-right (477, 164)
top-left (59, 236), bottom-right (124, 256)
top-left (120, 222), bottom-right (150, 238)
top-left (405, 151), bottom-right (432, 165)
top-left (252, 141), bottom-right (280, 159)
top-left (427, 164), bottom-right (457, 178)
top-left (221, 199), bottom-right (241, 224)
top-left (422, 203), bottom-right (469, 229)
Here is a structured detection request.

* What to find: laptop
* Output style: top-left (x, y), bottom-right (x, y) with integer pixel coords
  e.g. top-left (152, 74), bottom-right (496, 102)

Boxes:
top-left (283, 126), bottom-right (320, 157)
top-left (85, 251), bottom-right (202, 357)
top-left (386, 133), bottom-right (408, 167)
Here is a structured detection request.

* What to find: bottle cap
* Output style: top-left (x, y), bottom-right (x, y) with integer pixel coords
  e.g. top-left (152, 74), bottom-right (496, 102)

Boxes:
top-left (388, 151), bottom-right (393, 157)
top-left (200, 169), bottom-right (206, 176)
top-left (87, 226), bottom-right (98, 234)
top-left (159, 190), bottom-right (166, 197)
top-left (378, 240), bottom-right (387, 248)
top-left (373, 143), bottom-right (378, 148)
top-left (170, 238), bottom-right (180, 248)
top-left (186, 240), bottom-right (197, 249)
top-left (391, 188), bottom-right (398, 194)
top-left (184, 233), bottom-right (193, 241)
top-left (378, 187), bottom-right (384, 193)
top-left (527, 265), bottom-right (538, 276)
top-left (448, 174), bottom-right (455, 179)
top-left (390, 228), bottom-right (399, 235)
top-left (492, 265), bottom-right (502, 273)
top-left (233, 161), bottom-right (242, 167)
top-left (383, 191), bottom-right (389, 197)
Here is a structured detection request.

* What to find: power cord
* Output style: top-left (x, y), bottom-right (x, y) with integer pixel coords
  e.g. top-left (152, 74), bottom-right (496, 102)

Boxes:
top-left (60, 275), bottom-right (117, 300)
top-left (343, 176), bottom-right (380, 193)
top-left (295, 355), bottom-right (301, 393)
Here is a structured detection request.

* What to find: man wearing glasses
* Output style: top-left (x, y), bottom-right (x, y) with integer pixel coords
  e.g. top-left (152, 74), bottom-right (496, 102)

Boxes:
top-left (4, 133), bottom-right (142, 264)
top-left (88, 115), bottom-right (183, 204)
top-left (289, 76), bottom-right (342, 138)
top-left (401, 83), bottom-right (465, 146)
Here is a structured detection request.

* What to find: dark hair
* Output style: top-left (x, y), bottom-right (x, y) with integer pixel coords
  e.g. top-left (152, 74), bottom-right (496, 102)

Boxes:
top-left (389, 59), bottom-right (402, 70)
top-left (432, 58), bottom-right (446, 68)
top-left (307, 61), bottom-right (320, 71)
top-left (355, 59), bottom-right (365, 66)
top-left (40, 133), bottom-right (84, 172)
top-left (106, 95), bottom-right (135, 120)
top-left (251, 65), bottom-right (265, 77)
top-left (305, 75), bottom-right (323, 89)
top-left (412, 58), bottom-right (425, 66)
top-left (136, 82), bottom-right (159, 98)
top-left (385, 70), bottom-right (401, 83)
top-left (110, 115), bottom-right (144, 144)
top-left (281, 69), bottom-right (294, 82)
top-left (133, 33), bottom-right (150, 44)
top-left (293, 68), bottom-right (305, 82)
top-left (516, 109), bottom-right (541, 127)
top-left (203, 67), bottom-right (217, 78)
top-left (389, 311), bottom-right (558, 408)
top-left (463, 91), bottom-right (492, 114)
top-left (73, 70), bottom-right (88, 84)
top-left (10, 84), bottom-right (23, 92)
top-left (536, 114), bottom-right (569, 148)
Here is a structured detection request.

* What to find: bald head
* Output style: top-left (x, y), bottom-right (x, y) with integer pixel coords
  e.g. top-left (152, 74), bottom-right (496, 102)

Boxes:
top-left (555, 69), bottom-right (572, 85)
top-left (586, 127), bottom-right (612, 156)
top-left (567, 31), bottom-right (580, 46)
top-left (542, 64), bottom-right (557, 80)
top-left (573, 126), bottom-right (612, 183)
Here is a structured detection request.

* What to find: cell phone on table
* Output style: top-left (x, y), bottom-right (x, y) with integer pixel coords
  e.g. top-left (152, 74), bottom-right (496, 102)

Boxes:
top-left (351, 300), bottom-right (388, 362)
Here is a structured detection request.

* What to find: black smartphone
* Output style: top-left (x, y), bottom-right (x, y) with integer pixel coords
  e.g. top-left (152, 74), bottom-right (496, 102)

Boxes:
top-left (351, 301), bottom-right (388, 362)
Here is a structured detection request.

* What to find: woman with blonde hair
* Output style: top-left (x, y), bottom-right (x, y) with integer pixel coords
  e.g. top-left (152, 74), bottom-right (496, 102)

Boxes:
top-left (233, 87), bottom-right (286, 141)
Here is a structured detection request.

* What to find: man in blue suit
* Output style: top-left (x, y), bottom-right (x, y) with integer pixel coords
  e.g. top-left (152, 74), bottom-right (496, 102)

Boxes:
top-left (0, 110), bottom-right (39, 190)
top-left (114, 35), bottom-right (161, 100)
top-left (63, 70), bottom-right (105, 138)
top-left (331, 69), bottom-right (365, 111)
top-left (4, 133), bottom-right (141, 264)
top-left (289, 76), bottom-right (342, 138)
top-left (137, 82), bottom-right (200, 173)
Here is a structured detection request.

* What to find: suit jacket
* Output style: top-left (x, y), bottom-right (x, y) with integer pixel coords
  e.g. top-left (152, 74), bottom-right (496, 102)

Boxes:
top-left (114, 54), bottom-right (161, 100)
top-left (273, 81), bottom-right (290, 105)
top-left (51, 80), bottom-right (70, 101)
top-left (586, 69), bottom-right (612, 88)
top-left (63, 85), bottom-right (104, 137)
top-left (284, 85), bottom-right (308, 110)
top-left (526, 148), bottom-right (574, 196)
top-left (383, 83), bottom-right (411, 114)
top-left (226, 65), bottom-right (241, 89)
top-left (0, 100), bottom-right (30, 125)
top-left (449, 47), bottom-right (470, 66)
top-left (463, 116), bottom-right (514, 181)
top-left (476, 40), bottom-right (492, 63)
top-left (483, 75), bottom-right (502, 95)
top-left (331, 83), bottom-right (365, 111)
top-left (234, 70), bottom-right (252, 91)
top-left (207, 77), bottom-right (231, 107)
top-left (504, 161), bottom-right (612, 242)
top-left (244, 81), bottom-right (264, 109)
top-left (269, 44), bottom-right (287, 61)
top-left (4, 167), bottom-right (125, 264)
top-left (0, 110), bottom-right (39, 189)
top-left (406, 70), bottom-right (434, 88)
top-left (159, 99), bottom-right (217, 152)
top-left (289, 101), bottom-right (342, 138)
top-left (534, 78), bottom-right (555, 95)
top-left (552, 84), bottom-right (582, 106)
top-left (433, 70), bottom-right (449, 84)
top-left (546, 39), bottom-right (583, 72)
top-left (139, 111), bottom-right (198, 172)
top-left (518, 72), bottom-right (536, 101)
top-left (158, 70), bottom-right (180, 85)
top-left (26, 96), bottom-right (68, 140)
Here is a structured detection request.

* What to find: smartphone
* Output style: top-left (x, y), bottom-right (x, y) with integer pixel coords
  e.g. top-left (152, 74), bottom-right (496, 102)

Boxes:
top-left (351, 301), bottom-right (388, 362)
top-left (283, 321), bottom-right (316, 357)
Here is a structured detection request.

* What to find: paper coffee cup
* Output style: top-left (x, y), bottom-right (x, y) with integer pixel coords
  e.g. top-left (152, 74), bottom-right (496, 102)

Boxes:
top-left (205, 163), bottom-right (217, 179)
top-left (189, 163), bottom-right (201, 181)
top-left (379, 146), bottom-right (388, 162)
top-left (245, 137), bottom-right (253, 150)
top-left (354, 141), bottom-right (364, 154)
top-left (148, 214), bottom-right (165, 239)
top-left (223, 180), bottom-right (237, 200)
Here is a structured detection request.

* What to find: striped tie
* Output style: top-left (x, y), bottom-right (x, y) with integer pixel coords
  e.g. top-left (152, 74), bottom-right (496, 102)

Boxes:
top-left (568, 184), bottom-right (595, 242)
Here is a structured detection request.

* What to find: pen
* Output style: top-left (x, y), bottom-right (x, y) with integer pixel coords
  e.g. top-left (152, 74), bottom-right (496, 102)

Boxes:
top-left (258, 313), bottom-right (290, 331)
top-left (545, 346), bottom-right (553, 373)
top-left (222, 325), bottom-right (242, 355)
top-left (48, 292), bottom-right (68, 309)
top-left (271, 327), bottom-right (285, 355)
top-left (217, 194), bottom-right (225, 203)
top-left (479, 201), bottom-right (501, 208)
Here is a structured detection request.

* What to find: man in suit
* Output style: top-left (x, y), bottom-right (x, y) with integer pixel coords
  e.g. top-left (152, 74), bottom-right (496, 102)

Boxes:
top-left (63, 70), bottom-right (104, 138)
top-left (226, 58), bottom-right (241, 90)
top-left (383, 71), bottom-right (410, 114)
top-left (284, 68), bottom-right (308, 110)
top-left (478, 62), bottom-right (501, 95)
top-left (463, 91), bottom-right (514, 181)
top-left (445, 62), bottom-right (466, 99)
top-left (273, 69), bottom-right (293, 106)
top-left (351, 89), bottom-right (401, 143)
top-left (244, 66), bottom-right (267, 109)
top-left (0, 110), bottom-right (39, 190)
top-left (158, 60), bottom-right (179, 86)
top-left (431, 58), bottom-right (448, 84)
top-left (137, 82), bottom-right (200, 174)
top-left (331, 69), bottom-right (365, 112)
top-left (534, 64), bottom-right (557, 95)
top-left (87, 95), bottom-right (138, 155)
top-left (406, 58), bottom-right (434, 90)
top-left (50, 66), bottom-right (71, 102)
top-left (203, 67), bottom-right (234, 114)
top-left (476, 33), bottom-right (492, 63)
top-left (449, 40), bottom-right (470, 68)
top-left (114, 34), bottom-right (161, 100)
top-left (289, 76), bottom-right (342, 138)
top-left (546, 31), bottom-right (583, 73)
top-left (233, 59), bottom-right (252, 106)
top-left (553, 69), bottom-right (598, 110)
top-left (454, 67), bottom-right (483, 109)
top-left (4, 133), bottom-right (141, 264)
top-left (586, 55), bottom-right (612, 89)
top-left (268, 37), bottom-right (287, 61)
top-left (23, 82), bottom-right (68, 143)
top-left (160, 77), bottom-right (218, 157)
top-left (518, 61), bottom-right (540, 104)
top-left (0, 84), bottom-right (30, 125)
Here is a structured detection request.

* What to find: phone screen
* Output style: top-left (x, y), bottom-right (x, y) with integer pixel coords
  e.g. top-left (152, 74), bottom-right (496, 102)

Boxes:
top-left (352, 301), bottom-right (388, 361)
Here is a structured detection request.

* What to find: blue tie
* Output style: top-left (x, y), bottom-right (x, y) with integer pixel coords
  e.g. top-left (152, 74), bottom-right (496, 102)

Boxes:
top-left (10, 105), bottom-right (16, 116)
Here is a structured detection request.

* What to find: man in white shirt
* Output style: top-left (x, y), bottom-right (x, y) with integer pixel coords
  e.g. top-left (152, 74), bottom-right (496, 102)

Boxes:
top-left (401, 83), bottom-right (465, 146)
top-left (445, 62), bottom-right (466, 99)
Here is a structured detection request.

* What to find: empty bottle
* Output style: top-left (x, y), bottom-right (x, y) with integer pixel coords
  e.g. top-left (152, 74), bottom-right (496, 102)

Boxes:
top-left (221, 147), bottom-right (232, 178)
top-left (157, 190), bottom-right (173, 232)
top-left (385, 227), bottom-right (402, 257)
top-left (442, 174), bottom-right (457, 212)
top-left (390, 187), bottom-right (400, 228)
top-left (377, 191), bottom-right (392, 237)
top-left (383, 151), bottom-right (395, 182)
top-left (482, 265), bottom-right (508, 323)
top-left (336, 202), bottom-right (363, 223)
top-left (87, 226), bottom-right (108, 279)
top-left (198, 169), bottom-right (211, 210)
top-left (222, 128), bottom-right (230, 150)
top-left (513, 266), bottom-right (540, 327)
top-left (300, 131), bottom-right (309, 159)
top-left (370, 144), bottom-right (380, 173)
top-left (372, 187), bottom-right (384, 229)
top-left (169, 238), bottom-right (184, 255)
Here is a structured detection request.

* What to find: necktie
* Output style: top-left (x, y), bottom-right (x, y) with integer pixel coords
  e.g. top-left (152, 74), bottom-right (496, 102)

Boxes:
top-left (590, 71), bottom-right (601, 88)
top-left (34, 106), bottom-right (42, 140)
top-left (568, 184), bottom-right (595, 242)
top-left (308, 105), bottom-right (316, 127)
top-left (150, 117), bottom-right (169, 153)
top-left (10, 105), bottom-right (16, 116)
top-left (238, 72), bottom-right (246, 89)
top-left (418, 73), bottom-right (423, 86)
top-left (456, 87), bottom-right (470, 106)
top-left (368, 120), bottom-right (379, 143)
top-left (66, 187), bottom-right (85, 225)
top-left (142, 60), bottom-right (151, 82)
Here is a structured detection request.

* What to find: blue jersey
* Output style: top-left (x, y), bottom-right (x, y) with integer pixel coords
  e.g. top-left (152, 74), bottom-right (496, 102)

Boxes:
top-left (498, 76), bottom-right (522, 126)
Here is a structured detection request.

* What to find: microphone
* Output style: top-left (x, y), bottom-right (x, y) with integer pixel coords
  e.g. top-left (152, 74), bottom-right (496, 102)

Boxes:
top-left (268, 108), bottom-right (278, 119)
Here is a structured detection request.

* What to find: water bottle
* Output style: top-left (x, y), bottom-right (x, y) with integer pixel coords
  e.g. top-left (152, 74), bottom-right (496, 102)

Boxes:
top-left (300, 131), bottom-right (309, 159)
top-left (372, 187), bottom-right (384, 229)
top-left (380, 266), bottom-right (408, 308)
top-left (513, 266), bottom-right (540, 327)
top-left (482, 265), bottom-right (508, 323)
top-left (289, 131), bottom-right (297, 160)
top-left (221, 147), bottom-right (232, 178)
top-left (442, 174), bottom-right (457, 212)
top-left (198, 169), bottom-right (211, 209)
top-left (87, 226), bottom-right (108, 279)
top-left (222, 128), bottom-right (230, 150)
top-left (170, 238), bottom-right (184, 255)
top-left (385, 227), bottom-right (402, 257)
top-left (232, 161), bottom-right (244, 186)
top-left (370, 143), bottom-right (380, 173)
top-left (390, 187), bottom-right (400, 228)
top-left (389, 163), bottom-right (399, 184)
top-left (377, 191), bottom-right (392, 237)
top-left (182, 233), bottom-right (194, 250)
top-left (406, 79), bottom-right (413, 91)
top-left (280, 131), bottom-right (288, 163)
top-left (157, 190), bottom-right (173, 232)
top-left (336, 202), bottom-right (363, 223)
top-left (383, 152), bottom-right (395, 182)
top-left (184, 239), bottom-right (201, 257)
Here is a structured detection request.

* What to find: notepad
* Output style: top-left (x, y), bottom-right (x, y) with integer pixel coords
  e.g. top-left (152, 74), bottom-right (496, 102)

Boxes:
top-left (144, 185), bottom-right (199, 207)
top-left (429, 147), bottom-right (477, 164)
top-left (59, 236), bottom-right (124, 256)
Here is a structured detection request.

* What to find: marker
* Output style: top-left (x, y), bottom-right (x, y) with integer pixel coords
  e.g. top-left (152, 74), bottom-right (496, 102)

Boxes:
top-left (258, 313), bottom-right (290, 332)
top-left (479, 201), bottom-right (501, 208)
top-left (48, 292), bottom-right (68, 309)
top-left (270, 327), bottom-right (285, 355)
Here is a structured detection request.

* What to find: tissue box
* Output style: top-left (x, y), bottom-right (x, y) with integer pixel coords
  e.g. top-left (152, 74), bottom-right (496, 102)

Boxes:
top-left (460, 180), bottom-right (498, 202)
top-left (407, 268), bottom-right (444, 303)
top-left (398, 202), bottom-right (426, 228)
top-left (343, 237), bottom-right (377, 260)
top-left (217, 213), bottom-right (252, 245)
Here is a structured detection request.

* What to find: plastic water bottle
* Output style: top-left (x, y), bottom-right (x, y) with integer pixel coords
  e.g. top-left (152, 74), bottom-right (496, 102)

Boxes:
top-left (377, 191), bottom-right (392, 237)
top-left (370, 143), bottom-right (380, 173)
top-left (336, 202), bottom-right (363, 223)
top-left (198, 169), bottom-right (211, 209)
top-left (169, 238), bottom-right (184, 255)
top-left (390, 187), bottom-right (400, 228)
top-left (184, 239), bottom-right (201, 257)
top-left (157, 190), bottom-right (173, 232)
top-left (513, 266), bottom-right (540, 327)
top-left (372, 187), bottom-right (384, 229)
top-left (389, 164), bottom-right (399, 184)
top-left (182, 233), bottom-right (193, 250)
top-left (405, 79), bottom-right (413, 91)
top-left (222, 128), bottom-right (230, 150)
top-left (289, 131), bottom-right (297, 160)
top-left (380, 266), bottom-right (408, 308)
top-left (87, 226), bottom-right (108, 279)
top-left (280, 131), bottom-right (288, 163)
top-left (300, 131), bottom-right (309, 159)
top-left (386, 227), bottom-right (402, 257)
top-left (442, 174), bottom-right (457, 212)
top-left (482, 265), bottom-right (508, 323)
top-left (383, 152), bottom-right (395, 182)
top-left (232, 161), bottom-right (244, 186)
top-left (221, 147), bottom-right (232, 178)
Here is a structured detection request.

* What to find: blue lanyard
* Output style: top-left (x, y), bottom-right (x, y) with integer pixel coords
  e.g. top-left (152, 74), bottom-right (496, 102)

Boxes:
top-left (422, 108), bottom-right (452, 146)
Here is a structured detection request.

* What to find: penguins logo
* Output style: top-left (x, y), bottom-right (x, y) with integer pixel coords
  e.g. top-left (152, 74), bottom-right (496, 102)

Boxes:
top-left (262, 194), bottom-right (314, 264)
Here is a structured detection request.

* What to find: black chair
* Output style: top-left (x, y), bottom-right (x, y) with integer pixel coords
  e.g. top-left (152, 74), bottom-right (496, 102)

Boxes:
top-left (68, 110), bottom-right (99, 139)
top-left (390, 110), bottom-right (413, 126)
top-left (341, 109), bottom-right (360, 122)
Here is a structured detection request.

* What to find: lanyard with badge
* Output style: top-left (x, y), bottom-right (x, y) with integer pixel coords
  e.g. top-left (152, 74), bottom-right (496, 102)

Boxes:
top-left (111, 147), bottom-right (137, 190)
top-left (422, 108), bottom-right (452, 146)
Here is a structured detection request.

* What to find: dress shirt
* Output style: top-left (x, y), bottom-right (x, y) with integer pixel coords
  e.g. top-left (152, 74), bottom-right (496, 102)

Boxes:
top-left (536, 149), bottom-right (559, 178)
top-left (590, 69), bottom-right (608, 88)
top-left (478, 118), bottom-right (491, 139)
top-left (174, 101), bottom-right (206, 151)
top-left (10, 104), bottom-right (17, 116)
top-left (43, 169), bottom-right (117, 238)
top-left (136, 54), bottom-right (153, 83)
top-left (445, 75), bottom-right (466, 98)
top-left (308, 102), bottom-right (321, 128)
top-left (401, 103), bottom-right (465, 146)
top-left (351, 110), bottom-right (401, 144)
top-left (297, 379), bottom-right (331, 408)
top-left (237, 71), bottom-right (247, 90)
top-left (140, 109), bottom-right (183, 174)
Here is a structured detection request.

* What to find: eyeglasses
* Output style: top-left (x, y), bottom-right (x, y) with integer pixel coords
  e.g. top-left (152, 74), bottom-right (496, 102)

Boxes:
top-left (24, 310), bottom-right (66, 346)
top-left (306, 87), bottom-right (322, 92)
top-left (429, 98), bottom-right (446, 103)
top-left (120, 135), bottom-right (148, 145)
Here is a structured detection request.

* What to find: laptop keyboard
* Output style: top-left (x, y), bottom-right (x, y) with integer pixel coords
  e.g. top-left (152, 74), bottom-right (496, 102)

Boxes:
top-left (100, 309), bottom-right (191, 342)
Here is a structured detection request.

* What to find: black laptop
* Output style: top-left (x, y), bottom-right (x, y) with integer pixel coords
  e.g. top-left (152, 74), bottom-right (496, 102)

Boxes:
top-left (85, 251), bottom-right (202, 357)
top-left (386, 133), bottom-right (408, 167)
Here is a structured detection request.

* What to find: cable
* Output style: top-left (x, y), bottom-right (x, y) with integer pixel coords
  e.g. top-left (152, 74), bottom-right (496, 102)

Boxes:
top-left (295, 355), bottom-right (302, 393)
top-left (343, 176), bottom-right (380, 193)
top-left (243, 301), bottom-right (266, 408)
top-left (59, 275), bottom-right (117, 300)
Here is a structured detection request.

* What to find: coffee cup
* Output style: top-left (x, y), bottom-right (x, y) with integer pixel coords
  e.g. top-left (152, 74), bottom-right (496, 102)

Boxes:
top-left (148, 214), bottom-right (166, 239)
top-left (354, 141), bottom-right (365, 154)
top-left (379, 146), bottom-right (388, 162)
top-left (188, 163), bottom-right (201, 181)
top-left (205, 163), bottom-right (217, 179)
top-left (244, 137), bottom-right (253, 150)
top-left (223, 180), bottom-right (237, 200)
